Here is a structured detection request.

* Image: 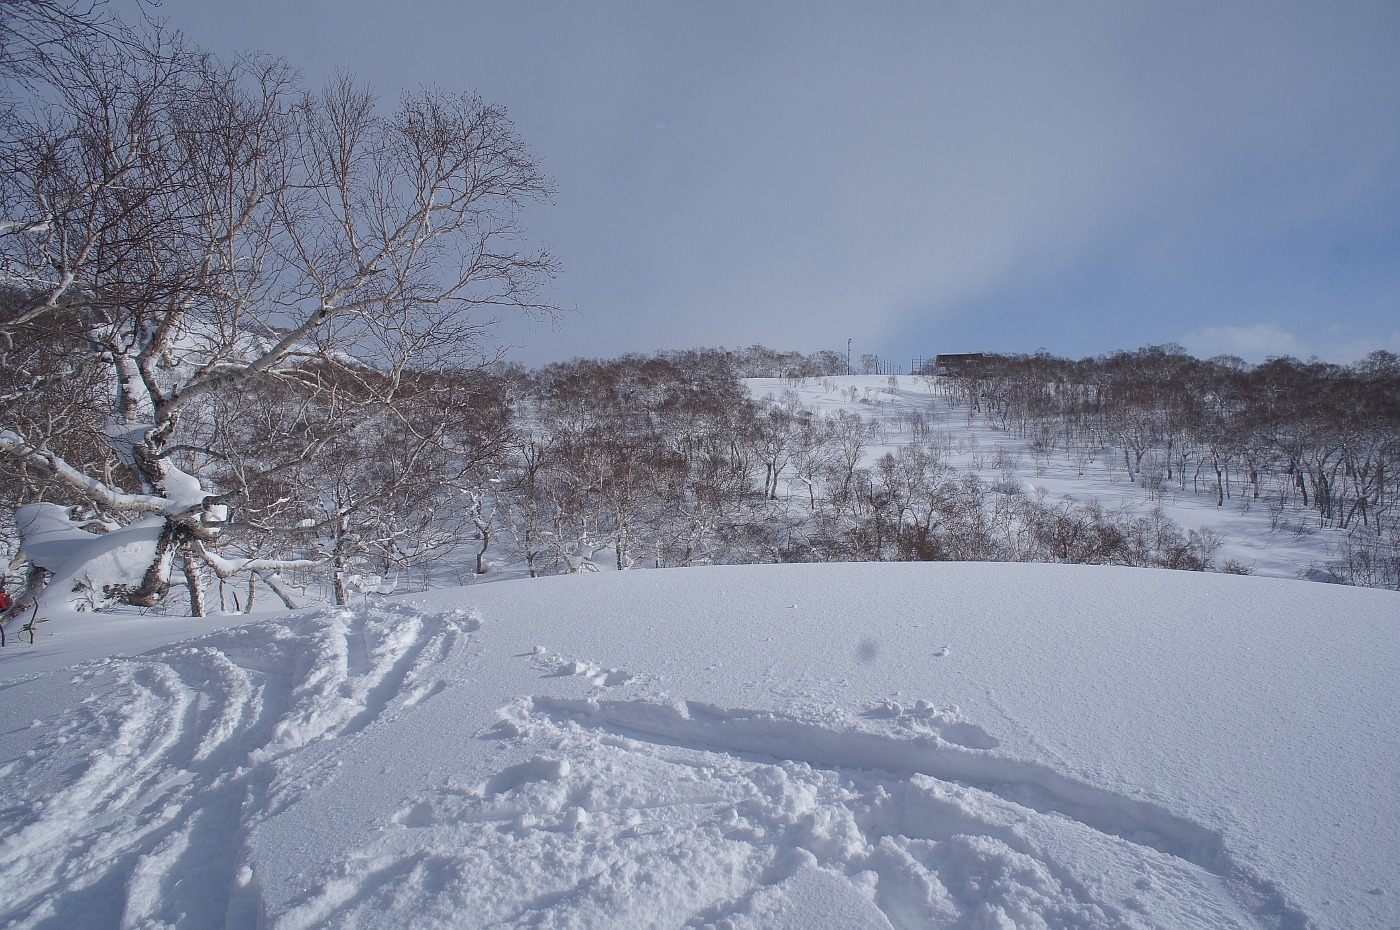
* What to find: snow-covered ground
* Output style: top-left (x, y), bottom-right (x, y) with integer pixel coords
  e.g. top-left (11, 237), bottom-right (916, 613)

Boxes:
top-left (2, 562), bottom-right (1395, 929)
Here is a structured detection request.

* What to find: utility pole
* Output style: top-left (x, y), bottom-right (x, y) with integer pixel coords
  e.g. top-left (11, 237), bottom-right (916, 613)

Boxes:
top-left (847, 338), bottom-right (852, 373)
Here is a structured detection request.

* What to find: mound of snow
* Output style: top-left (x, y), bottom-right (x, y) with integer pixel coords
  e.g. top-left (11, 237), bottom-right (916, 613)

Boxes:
top-left (13, 503), bottom-right (164, 611)
top-left (1, 562), bottom-right (1395, 929)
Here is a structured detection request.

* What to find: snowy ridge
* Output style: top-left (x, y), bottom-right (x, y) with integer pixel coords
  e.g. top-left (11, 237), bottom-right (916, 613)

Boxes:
top-left (0, 604), bottom-right (478, 929)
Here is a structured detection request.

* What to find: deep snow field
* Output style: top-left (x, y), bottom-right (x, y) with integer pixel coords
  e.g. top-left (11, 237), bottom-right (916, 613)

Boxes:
top-left (2, 561), bottom-right (1397, 929)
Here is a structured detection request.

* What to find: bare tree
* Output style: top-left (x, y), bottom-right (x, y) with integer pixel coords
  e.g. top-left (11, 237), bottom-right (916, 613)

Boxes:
top-left (0, 0), bottom-right (137, 86)
top-left (1, 23), bottom-right (556, 616)
top-left (750, 401), bottom-right (795, 500)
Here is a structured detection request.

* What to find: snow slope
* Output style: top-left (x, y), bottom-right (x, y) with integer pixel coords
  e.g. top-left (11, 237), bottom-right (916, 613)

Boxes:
top-left (744, 376), bottom-right (1346, 582)
top-left (1, 563), bottom-right (1396, 929)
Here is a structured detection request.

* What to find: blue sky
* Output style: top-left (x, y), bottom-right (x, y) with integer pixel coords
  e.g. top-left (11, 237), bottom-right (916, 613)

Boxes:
top-left (148, 1), bottom-right (1400, 368)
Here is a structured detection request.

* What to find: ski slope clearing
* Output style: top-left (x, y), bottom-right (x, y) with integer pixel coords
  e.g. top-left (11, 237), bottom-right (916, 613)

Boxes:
top-left (744, 376), bottom-right (1345, 582)
top-left (1, 563), bottom-right (1396, 929)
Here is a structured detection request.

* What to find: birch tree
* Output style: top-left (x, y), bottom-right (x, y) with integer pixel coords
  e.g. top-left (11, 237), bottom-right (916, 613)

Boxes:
top-left (1, 23), bottom-right (555, 615)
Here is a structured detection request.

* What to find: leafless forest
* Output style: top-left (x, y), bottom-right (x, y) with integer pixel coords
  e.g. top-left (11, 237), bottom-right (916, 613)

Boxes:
top-left (3, 5), bottom-right (1397, 622)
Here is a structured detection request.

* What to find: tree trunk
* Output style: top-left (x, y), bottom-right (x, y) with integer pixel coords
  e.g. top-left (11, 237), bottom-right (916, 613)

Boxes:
top-left (182, 543), bottom-right (206, 617)
top-left (475, 527), bottom-right (490, 575)
top-left (130, 519), bottom-right (185, 607)
top-left (2, 565), bottom-right (52, 630)
top-left (332, 550), bottom-right (349, 606)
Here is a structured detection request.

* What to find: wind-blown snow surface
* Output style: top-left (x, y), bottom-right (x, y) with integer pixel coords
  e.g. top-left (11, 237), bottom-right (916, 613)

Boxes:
top-left (1, 563), bottom-right (1396, 929)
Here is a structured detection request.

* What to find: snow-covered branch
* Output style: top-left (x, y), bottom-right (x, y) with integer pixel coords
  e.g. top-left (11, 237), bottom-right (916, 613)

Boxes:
top-left (0, 429), bottom-right (184, 515)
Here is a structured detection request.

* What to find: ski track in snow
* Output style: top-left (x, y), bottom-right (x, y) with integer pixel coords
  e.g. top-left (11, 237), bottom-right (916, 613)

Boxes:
top-left (0, 598), bottom-right (1327, 930)
top-left (0, 603), bottom-right (478, 930)
top-left (275, 695), bottom-right (1308, 930)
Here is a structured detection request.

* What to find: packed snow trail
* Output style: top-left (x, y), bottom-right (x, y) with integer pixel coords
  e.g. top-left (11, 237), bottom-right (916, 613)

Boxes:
top-left (0, 603), bottom-right (478, 929)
